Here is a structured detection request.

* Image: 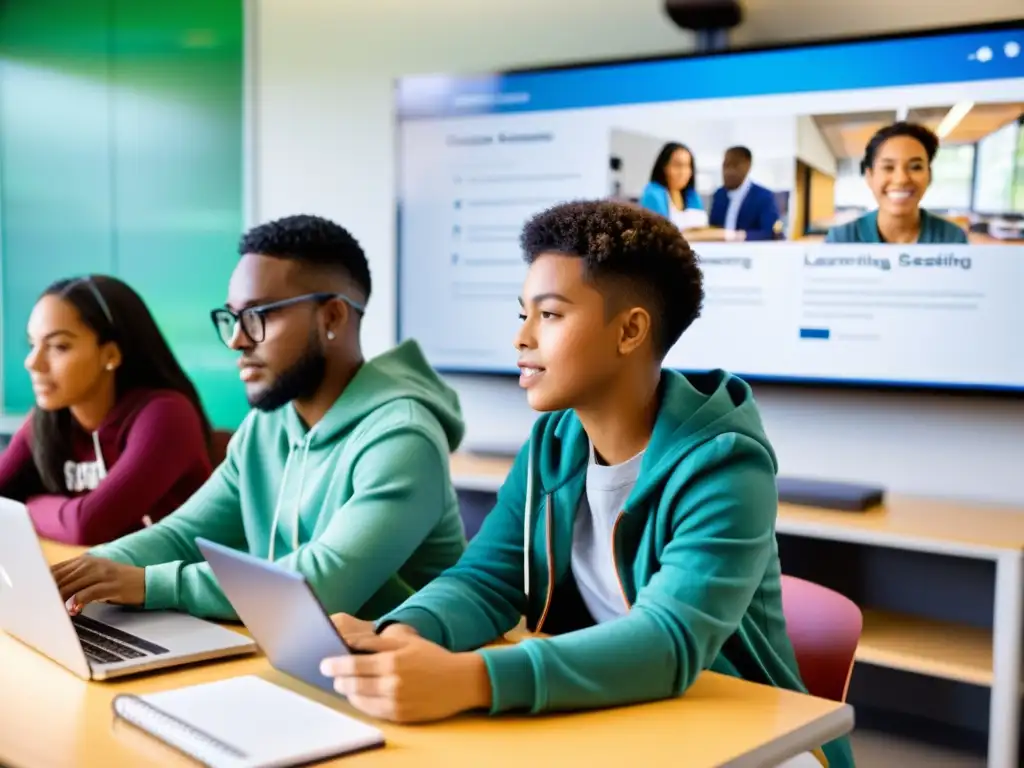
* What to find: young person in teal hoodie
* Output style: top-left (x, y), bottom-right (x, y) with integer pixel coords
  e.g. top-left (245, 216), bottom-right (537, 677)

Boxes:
top-left (50, 215), bottom-right (467, 620)
top-left (321, 201), bottom-right (854, 768)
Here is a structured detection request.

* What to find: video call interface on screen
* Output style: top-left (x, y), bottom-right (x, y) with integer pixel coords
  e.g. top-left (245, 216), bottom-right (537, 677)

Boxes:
top-left (396, 25), bottom-right (1024, 392)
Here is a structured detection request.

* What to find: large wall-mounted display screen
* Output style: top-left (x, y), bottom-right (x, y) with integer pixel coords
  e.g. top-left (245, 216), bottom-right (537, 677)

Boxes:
top-left (396, 23), bottom-right (1024, 392)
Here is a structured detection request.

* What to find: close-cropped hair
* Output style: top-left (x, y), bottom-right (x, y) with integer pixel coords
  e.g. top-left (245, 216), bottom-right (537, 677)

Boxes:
top-left (727, 146), bottom-right (753, 162)
top-left (239, 214), bottom-right (372, 301)
top-left (520, 200), bottom-right (704, 358)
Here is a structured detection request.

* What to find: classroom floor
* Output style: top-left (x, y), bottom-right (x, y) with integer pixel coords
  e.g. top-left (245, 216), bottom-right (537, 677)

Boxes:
top-left (850, 729), bottom-right (985, 767)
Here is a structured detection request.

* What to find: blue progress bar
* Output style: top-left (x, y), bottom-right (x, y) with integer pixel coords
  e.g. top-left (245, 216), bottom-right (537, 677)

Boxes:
top-left (799, 328), bottom-right (830, 340)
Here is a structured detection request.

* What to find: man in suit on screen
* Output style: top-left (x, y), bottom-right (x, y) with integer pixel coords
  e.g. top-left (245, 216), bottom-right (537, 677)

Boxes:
top-left (709, 146), bottom-right (783, 242)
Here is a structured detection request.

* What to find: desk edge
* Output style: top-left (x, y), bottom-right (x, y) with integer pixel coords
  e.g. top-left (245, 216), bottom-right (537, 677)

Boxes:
top-left (723, 702), bottom-right (855, 768)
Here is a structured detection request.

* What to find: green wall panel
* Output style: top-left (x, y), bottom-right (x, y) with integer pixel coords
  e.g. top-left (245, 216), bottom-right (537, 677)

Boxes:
top-left (0, 0), bottom-right (247, 428)
top-left (0, 0), bottom-right (116, 415)
top-left (109, 0), bottom-right (247, 428)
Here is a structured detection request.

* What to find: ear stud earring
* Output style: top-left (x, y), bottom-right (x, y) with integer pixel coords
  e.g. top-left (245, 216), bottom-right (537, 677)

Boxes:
top-left (105, 363), bottom-right (115, 371)
top-left (327, 331), bottom-right (336, 341)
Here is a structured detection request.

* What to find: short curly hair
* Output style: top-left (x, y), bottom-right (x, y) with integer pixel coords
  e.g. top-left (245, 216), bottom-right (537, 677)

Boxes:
top-left (860, 121), bottom-right (939, 175)
top-left (239, 214), bottom-right (372, 301)
top-left (520, 200), bottom-right (703, 358)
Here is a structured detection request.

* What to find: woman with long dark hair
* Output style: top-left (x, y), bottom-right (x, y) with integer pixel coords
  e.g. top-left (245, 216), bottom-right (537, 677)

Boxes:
top-left (0, 275), bottom-right (213, 545)
top-left (639, 142), bottom-right (709, 232)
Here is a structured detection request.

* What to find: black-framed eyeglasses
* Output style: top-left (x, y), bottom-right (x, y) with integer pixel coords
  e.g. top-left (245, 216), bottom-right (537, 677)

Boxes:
top-left (209, 292), bottom-right (365, 347)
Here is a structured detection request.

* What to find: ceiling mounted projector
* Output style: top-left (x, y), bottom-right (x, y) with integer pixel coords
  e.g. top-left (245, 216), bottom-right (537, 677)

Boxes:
top-left (663, 0), bottom-right (744, 50)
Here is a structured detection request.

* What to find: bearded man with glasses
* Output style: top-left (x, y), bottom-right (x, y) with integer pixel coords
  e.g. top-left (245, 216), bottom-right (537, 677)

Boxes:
top-left (58, 214), bottom-right (468, 622)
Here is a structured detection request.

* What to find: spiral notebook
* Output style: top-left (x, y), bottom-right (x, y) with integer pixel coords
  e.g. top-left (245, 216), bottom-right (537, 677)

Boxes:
top-left (111, 675), bottom-right (385, 768)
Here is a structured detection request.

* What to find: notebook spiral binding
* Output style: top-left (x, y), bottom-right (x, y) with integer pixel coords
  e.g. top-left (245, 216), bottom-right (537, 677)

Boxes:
top-left (112, 693), bottom-right (249, 768)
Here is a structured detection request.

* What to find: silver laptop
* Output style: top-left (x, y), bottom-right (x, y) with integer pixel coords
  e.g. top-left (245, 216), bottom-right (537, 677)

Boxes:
top-left (0, 497), bottom-right (256, 680)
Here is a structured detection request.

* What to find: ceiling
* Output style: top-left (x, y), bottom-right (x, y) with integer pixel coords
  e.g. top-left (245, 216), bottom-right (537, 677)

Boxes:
top-left (730, 1), bottom-right (1021, 47)
top-left (813, 103), bottom-right (1024, 161)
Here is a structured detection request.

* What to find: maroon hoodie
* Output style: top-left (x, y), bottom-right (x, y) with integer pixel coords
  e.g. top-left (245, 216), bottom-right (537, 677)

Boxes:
top-left (0, 389), bottom-right (212, 546)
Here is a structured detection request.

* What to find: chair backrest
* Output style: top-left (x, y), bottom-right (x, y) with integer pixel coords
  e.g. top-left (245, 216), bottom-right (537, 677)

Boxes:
top-left (210, 429), bottom-right (234, 467)
top-left (780, 574), bottom-right (863, 702)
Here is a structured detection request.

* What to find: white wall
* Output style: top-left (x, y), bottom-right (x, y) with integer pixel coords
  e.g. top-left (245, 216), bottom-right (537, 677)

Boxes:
top-left (795, 116), bottom-right (837, 177)
top-left (252, 0), bottom-right (1024, 506)
top-left (833, 158), bottom-right (875, 210)
top-left (609, 128), bottom-right (666, 199)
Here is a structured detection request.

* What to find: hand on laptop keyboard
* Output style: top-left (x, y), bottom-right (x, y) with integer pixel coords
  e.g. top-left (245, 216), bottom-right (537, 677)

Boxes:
top-left (49, 555), bottom-right (146, 613)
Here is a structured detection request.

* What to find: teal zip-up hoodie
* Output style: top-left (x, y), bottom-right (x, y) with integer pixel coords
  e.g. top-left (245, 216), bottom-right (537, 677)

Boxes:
top-left (381, 370), bottom-right (854, 768)
top-left (91, 339), bottom-right (468, 621)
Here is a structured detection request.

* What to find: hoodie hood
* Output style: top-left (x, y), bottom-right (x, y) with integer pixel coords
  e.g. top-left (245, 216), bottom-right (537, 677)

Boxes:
top-left (531, 369), bottom-right (777, 510)
top-left (282, 338), bottom-right (465, 452)
top-left (518, 367), bottom-right (778, 617)
top-left (266, 339), bottom-right (464, 562)
top-left (89, 347), bottom-right (469, 620)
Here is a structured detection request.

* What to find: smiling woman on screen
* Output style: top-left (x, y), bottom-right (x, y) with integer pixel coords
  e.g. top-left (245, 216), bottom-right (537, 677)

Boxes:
top-left (825, 121), bottom-right (969, 245)
top-left (0, 276), bottom-right (213, 546)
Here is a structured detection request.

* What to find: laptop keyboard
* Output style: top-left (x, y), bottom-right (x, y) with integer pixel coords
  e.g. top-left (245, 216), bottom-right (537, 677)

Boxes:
top-left (71, 614), bottom-right (170, 665)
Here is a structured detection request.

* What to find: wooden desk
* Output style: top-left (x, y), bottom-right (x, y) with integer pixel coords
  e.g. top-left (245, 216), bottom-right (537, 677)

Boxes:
top-left (450, 452), bottom-right (1024, 768)
top-left (0, 541), bottom-right (853, 768)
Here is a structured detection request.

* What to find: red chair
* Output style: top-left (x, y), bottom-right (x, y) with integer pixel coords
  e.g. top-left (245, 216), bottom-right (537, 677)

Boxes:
top-left (781, 574), bottom-right (864, 702)
top-left (210, 429), bottom-right (233, 467)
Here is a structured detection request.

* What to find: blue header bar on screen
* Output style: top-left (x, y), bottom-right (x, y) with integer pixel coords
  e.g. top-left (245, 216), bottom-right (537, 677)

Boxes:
top-left (396, 27), bottom-right (1024, 119)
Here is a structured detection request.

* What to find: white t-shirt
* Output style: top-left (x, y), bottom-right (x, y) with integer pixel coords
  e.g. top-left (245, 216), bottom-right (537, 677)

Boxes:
top-left (572, 444), bottom-right (644, 623)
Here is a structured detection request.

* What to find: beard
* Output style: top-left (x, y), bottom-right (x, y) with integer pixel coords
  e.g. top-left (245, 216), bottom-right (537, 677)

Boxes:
top-left (249, 334), bottom-right (327, 412)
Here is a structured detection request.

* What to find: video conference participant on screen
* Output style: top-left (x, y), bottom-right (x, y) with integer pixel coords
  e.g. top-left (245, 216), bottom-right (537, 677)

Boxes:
top-left (51, 215), bottom-right (468, 621)
top-left (0, 276), bottom-right (213, 546)
top-left (709, 146), bottom-right (783, 242)
top-left (638, 142), bottom-right (709, 232)
top-left (825, 122), bottom-right (969, 245)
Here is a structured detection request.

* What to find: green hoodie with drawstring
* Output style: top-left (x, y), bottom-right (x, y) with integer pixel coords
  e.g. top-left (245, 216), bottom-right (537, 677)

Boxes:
top-left (90, 339), bottom-right (468, 621)
top-left (380, 370), bottom-right (854, 768)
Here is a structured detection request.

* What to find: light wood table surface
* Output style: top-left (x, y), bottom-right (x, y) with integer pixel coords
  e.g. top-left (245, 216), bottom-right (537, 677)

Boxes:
top-left (0, 540), bottom-right (853, 768)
